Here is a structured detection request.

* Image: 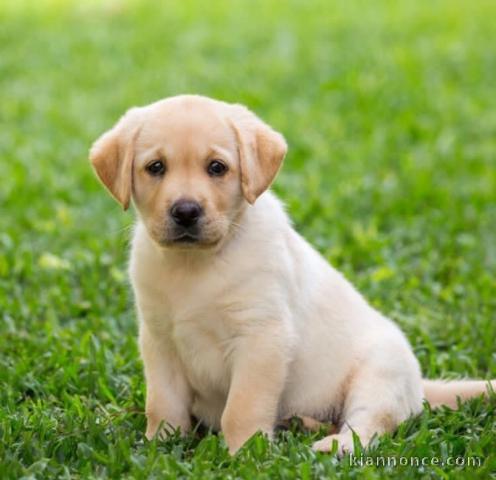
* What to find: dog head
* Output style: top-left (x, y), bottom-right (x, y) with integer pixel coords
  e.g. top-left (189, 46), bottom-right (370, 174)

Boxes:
top-left (90, 95), bottom-right (287, 249)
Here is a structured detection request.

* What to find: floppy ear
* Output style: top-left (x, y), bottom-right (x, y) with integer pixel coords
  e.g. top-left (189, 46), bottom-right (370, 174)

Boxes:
top-left (229, 105), bottom-right (287, 204)
top-left (89, 108), bottom-right (142, 210)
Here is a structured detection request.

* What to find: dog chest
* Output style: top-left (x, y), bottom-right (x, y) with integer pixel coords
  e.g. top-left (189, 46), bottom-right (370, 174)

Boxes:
top-left (170, 308), bottom-right (232, 398)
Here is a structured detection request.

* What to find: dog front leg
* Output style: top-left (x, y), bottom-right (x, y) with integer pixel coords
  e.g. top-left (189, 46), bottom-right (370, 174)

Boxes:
top-left (221, 333), bottom-right (289, 454)
top-left (139, 323), bottom-right (192, 439)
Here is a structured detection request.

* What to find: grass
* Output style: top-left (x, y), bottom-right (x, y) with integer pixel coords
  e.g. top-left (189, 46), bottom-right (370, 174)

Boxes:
top-left (1, 0), bottom-right (495, 478)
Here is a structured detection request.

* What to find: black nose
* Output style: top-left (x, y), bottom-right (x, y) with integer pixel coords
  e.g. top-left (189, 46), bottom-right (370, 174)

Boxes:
top-left (170, 200), bottom-right (203, 227)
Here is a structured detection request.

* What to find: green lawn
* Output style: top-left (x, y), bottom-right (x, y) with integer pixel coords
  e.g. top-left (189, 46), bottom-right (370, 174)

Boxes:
top-left (1, 0), bottom-right (495, 478)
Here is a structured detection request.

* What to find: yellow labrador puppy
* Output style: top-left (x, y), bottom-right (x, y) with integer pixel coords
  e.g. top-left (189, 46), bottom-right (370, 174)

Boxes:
top-left (90, 95), bottom-right (494, 454)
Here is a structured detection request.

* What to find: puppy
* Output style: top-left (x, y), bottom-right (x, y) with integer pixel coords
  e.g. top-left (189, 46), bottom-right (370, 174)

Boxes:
top-left (90, 95), bottom-right (494, 454)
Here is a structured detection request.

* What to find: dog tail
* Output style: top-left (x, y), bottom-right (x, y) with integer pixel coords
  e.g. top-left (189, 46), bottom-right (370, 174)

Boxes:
top-left (422, 379), bottom-right (495, 409)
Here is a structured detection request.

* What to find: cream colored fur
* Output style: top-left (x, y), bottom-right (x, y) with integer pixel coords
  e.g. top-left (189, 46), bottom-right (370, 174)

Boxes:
top-left (90, 95), bottom-right (494, 455)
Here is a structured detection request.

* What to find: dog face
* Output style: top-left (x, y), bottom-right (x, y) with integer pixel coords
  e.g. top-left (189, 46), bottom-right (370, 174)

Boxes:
top-left (90, 95), bottom-right (287, 249)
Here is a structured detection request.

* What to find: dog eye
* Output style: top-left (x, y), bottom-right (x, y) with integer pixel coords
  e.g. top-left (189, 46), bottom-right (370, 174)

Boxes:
top-left (146, 160), bottom-right (166, 176)
top-left (207, 160), bottom-right (227, 177)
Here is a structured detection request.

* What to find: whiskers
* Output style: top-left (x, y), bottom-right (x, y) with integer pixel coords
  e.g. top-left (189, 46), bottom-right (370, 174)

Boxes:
top-left (108, 221), bottom-right (135, 245)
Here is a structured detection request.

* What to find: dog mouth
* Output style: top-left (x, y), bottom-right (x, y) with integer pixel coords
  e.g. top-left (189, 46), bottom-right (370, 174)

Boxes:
top-left (162, 232), bottom-right (223, 249)
top-left (172, 233), bottom-right (200, 243)
top-left (152, 221), bottom-right (225, 249)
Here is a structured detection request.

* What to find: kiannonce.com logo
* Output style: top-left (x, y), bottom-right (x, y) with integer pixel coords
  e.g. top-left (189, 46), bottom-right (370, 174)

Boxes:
top-left (348, 454), bottom-right (483, 468)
